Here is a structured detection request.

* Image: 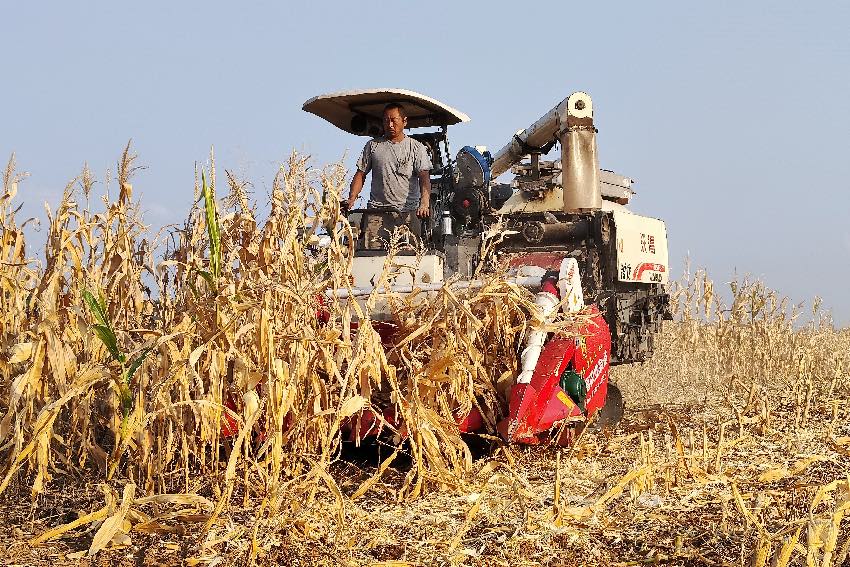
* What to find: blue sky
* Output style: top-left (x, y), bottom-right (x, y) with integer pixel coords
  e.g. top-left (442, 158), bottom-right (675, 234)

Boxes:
top-left (2, 1), bottom-right (849, 323)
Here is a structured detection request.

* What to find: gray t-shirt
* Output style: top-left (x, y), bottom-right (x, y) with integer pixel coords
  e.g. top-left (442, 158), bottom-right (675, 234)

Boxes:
top-left (356, 136), bottom-right (432, 211)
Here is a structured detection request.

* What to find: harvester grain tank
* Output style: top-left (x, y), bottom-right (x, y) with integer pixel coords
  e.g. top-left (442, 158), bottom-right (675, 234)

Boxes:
top-left (302, 88), bottom-right (671, 444)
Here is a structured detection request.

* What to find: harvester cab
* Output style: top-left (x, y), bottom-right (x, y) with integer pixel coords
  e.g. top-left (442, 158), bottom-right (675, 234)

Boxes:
top-left (302, 88), bottom-right (671, 444)
top-left (303, 89), bottom-right (468, 299)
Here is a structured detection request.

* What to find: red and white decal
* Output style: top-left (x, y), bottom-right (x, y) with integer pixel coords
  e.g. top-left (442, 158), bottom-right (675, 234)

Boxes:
top-left (633, 262), bottom-right (667, 280)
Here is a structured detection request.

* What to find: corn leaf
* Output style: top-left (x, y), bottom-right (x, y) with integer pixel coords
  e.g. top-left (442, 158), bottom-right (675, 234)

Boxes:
top-left (92, 324), bottom-right (124, 363)
top-left (124, 347), bottom-right (152, 385)
top-left (201, 171), bottom-right (221, 282)
top-left (82, 289), bottom-right (109, 327)
top-left (196, 269), bottom-right (215, 290)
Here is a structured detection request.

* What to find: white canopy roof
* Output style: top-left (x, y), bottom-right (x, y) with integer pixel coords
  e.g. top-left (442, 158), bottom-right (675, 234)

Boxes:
top-left (302, 88), bottom-right (470, 136)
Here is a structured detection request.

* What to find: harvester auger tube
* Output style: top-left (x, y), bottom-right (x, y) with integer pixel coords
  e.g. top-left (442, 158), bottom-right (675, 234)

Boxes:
top-left (490, 91), bottom-right (602, 212)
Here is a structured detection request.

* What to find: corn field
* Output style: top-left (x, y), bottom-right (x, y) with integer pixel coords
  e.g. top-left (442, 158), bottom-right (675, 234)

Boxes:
top-left (1, 147), bottom-right (848, 566)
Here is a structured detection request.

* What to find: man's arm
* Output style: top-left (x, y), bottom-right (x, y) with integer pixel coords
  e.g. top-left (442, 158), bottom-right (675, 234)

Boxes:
top-left (416, 170), bottom-right (431, 218)
top-left (349, 140), bottom-right (373, 210)
top-left (348, 170), bottom-right (367, 210)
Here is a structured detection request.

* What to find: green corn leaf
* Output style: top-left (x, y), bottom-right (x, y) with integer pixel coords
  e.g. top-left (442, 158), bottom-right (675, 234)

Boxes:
top-left (313, 258), bottom-right (329, 276)
top-left (124, 347), bottom-right (153, 386)
top-left (188, 278), bottom-right (200, 298)
top-left (92, 324), bottom-right (124, 363)
top-left (196, 270), bottom-right (215, 290)
top-left (201, 171), bottom-right (221, 282)
top-left (118, 383), bottom-right (133, 418)
top-left (82, 289), bottom-right (109, 327)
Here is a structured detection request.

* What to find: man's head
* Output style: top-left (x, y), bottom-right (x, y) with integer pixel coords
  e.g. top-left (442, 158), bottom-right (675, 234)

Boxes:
top-left (383, 103), bottom-right (407, 142)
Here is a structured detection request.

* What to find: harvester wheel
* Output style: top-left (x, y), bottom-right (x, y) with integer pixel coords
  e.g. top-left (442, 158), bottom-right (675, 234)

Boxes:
top-left (596, 382), bottom-right (624, 430)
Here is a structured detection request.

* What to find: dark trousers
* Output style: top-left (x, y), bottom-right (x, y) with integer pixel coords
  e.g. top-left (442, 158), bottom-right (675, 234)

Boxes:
top-left (360, 210), bottom-right (422, 250)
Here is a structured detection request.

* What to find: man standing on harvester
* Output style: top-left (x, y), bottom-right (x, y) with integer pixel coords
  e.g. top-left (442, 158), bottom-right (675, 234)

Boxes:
top-left (347, 103), bottom-right (432, 249)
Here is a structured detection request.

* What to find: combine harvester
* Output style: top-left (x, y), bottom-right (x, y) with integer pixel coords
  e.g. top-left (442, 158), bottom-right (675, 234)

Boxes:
top-left (303, 89), bottom-right (670, 445)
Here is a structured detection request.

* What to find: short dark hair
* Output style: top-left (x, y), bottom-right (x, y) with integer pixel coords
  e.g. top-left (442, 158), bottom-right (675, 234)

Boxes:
top-left (383, 103), bottom-right (407, 119)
